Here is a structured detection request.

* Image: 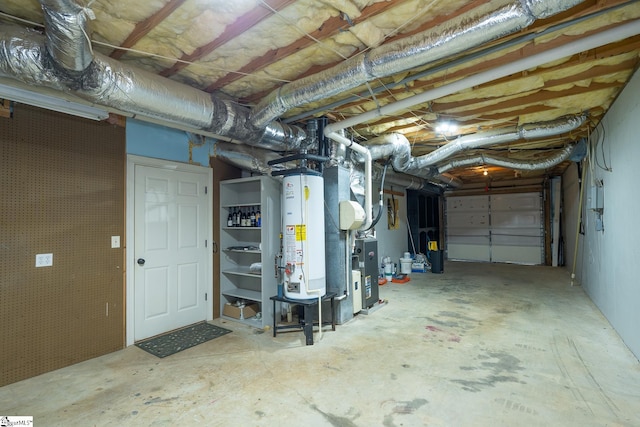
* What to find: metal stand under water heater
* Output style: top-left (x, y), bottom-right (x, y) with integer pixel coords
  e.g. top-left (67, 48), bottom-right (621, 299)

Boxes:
top-left (353, 238), bottom-right (379, 309)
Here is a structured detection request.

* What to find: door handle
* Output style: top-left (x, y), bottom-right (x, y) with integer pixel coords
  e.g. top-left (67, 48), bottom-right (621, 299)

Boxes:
top-left (137, 258), bottom-right (145, 266)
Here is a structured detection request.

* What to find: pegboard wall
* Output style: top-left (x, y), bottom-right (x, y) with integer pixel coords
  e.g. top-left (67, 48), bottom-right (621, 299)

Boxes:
top-left (0, 104), bottom-right (126, 386)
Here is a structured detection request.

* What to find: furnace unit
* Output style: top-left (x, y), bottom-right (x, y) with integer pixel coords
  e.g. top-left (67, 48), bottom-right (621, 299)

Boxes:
top-left (353, 238), bottom-right (379, 309)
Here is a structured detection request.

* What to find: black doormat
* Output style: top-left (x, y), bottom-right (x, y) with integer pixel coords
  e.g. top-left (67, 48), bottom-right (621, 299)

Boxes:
top-left (136, 322), bottom-right (232, 358)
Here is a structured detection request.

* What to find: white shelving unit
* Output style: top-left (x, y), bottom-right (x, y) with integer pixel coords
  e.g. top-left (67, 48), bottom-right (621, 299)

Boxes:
top-left (219, 176), bottom-right (281, 328)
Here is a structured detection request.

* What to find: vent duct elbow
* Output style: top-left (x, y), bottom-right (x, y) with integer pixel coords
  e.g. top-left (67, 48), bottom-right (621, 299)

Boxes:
top-left (40, 0), bottom-right (93, 73)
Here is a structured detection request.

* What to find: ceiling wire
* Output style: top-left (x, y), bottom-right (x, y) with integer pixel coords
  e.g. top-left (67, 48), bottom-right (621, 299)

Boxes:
top-left (0, 11), bottom-right (44, 28)
top-left (0, 10), bottom-right (292, 84)
top-left (333, 0), bottom-right (441, 136)
top-left (590, 118), bottom-right (611, 172)
top-left (258, 0), bottom-right (350, 60)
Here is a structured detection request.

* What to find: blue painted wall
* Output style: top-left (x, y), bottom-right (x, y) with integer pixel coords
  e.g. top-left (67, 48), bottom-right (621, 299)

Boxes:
top-left (126, 119), bottom-right (214, 166)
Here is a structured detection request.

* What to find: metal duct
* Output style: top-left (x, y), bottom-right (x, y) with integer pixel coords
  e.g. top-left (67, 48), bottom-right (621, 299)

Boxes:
top-left (348, 116), bottom-right (580, 187)
top-left (437, 144), bottom-right (577, 174)
top-left (361, 133), bottom-right (412, 172)
top-left (40, 0), bottom-right (92, 72)
top-left (0, 14), bottom-right (305, 151)
top-left (407, 115), bottom-right (585, 171)
top-left (250, 0), bottom-right (584, 128)
top-left (351, 164), bottom-right (444, 194)
top-left (433, 173), bottom-right (464, 188)
top-left (213, 142), bottom-right (294, 175)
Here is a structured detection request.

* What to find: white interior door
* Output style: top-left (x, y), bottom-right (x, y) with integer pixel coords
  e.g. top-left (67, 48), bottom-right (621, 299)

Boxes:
top-left (134, 164), bottom-right (209, 340)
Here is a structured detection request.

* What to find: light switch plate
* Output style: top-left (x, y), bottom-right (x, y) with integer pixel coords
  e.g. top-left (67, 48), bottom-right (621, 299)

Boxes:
top-left (111, 235), bottom-right (120, 248)
top-left (36, 253), bottom-right (53, 267)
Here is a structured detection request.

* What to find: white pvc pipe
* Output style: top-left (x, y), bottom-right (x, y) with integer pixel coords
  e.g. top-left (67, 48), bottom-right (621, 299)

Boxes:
top-left (325, 130), bottom-right (374, 230)
top-left (324, 20), bottom-right (640, 233)
top-left (323, 20), bottom-right (640, 134)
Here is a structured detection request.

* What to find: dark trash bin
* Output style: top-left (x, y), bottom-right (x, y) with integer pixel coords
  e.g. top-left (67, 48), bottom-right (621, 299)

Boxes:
top-left (430, 250), bottom-right (444, 274)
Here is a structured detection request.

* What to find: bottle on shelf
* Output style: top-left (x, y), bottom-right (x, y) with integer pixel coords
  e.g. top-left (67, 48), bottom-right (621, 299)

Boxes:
top-left (227, 209), bottom-right (233, 227)
top-left (250, 206), bottom-right (256, 227)
top-left (233, 207), bottom-right (239, 227)
top-left (241, 208), bottom-right (248, 227)
top-left (256, 207), bottom-right (261, 227)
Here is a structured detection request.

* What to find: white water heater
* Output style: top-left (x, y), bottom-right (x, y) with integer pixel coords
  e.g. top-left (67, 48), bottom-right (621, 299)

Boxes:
top-left (282, 173), bottom-right (326, 299)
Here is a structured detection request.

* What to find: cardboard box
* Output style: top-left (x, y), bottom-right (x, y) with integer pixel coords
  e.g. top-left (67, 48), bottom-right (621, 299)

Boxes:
top-left (223, 302), bottom-right (259, 320)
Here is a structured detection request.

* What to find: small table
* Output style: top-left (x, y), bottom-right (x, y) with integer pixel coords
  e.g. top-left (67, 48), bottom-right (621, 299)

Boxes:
top-left (270, 292), bottom-right (336, 345)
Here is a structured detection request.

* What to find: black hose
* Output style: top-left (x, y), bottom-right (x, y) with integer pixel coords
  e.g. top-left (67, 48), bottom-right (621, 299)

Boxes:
top-left (364, 159), bottom-right (391, 231)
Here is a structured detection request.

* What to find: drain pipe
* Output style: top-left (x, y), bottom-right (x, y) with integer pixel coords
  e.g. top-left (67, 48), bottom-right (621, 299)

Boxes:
top-left (325, 130), bottom-right (374, 230)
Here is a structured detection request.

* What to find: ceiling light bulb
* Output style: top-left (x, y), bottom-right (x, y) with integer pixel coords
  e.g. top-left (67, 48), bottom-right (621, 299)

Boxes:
top-left (483, 170), bottom-right (488, 176)
top-left (436, 121), bottom-right (457, 134)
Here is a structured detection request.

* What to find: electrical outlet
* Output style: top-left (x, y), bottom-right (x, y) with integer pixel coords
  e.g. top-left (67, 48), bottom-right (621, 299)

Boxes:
top-left (111, 235), bottom-right (120, 248)
top-left (35, 253), bottom-right (53, 267)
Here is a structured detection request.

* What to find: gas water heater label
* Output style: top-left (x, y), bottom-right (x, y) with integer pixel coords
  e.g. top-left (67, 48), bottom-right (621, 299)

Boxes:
top-left (295, 224), bottom-right (306, 241)
top-left (284, 225), bottom-right (298, 263)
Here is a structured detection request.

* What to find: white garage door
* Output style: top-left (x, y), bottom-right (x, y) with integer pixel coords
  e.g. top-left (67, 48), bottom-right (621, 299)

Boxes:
top-left (446, 192), bottom-right (543, 265)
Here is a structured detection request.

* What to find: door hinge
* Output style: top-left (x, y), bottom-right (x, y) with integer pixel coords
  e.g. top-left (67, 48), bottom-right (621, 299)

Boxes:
top-left (205, 240), bottom-right (208, 248)
top-left (205, 293), bottom-right (208, 301)
top-left (205, 186), bottom-right (208, 194)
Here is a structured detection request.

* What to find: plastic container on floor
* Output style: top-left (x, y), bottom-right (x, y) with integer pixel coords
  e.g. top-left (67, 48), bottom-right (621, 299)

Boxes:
top-left (430, 250), bottom-right (444, 274)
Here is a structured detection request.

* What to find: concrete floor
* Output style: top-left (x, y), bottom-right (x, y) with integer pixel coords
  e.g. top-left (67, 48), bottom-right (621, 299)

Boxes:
top-left (2, 262), bottom-right (639, 426)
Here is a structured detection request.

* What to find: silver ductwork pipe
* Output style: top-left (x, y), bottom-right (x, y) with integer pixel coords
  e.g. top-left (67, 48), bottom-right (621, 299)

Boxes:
top-left (359, 133), bottom-right (412, 172)
top-left (0, 14), bottom-right (305, 150)
top-left (351, 164), bottom-right (444, 195)
top-left (40, 0), bottom-right (93, 72)
top-left (250, 0), bottom-right (584, 128)
top-left (350, 116), bottom-right (581, 186)
top-left (213, 142), bottom-right (294, 175)
top-left (406, 114), bottom-right (585, 171)
top-left (437, 144), bottom-right (577, 174)
top-left (433, 173), bottom-right (464, 188)
top-left (373, 164), bottom-right (443, 192)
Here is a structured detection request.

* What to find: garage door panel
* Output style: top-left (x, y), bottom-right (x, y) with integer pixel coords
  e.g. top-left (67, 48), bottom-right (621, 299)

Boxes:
top-left (448, 234), bottom-right (491, 245)
top-left (492, 246), bottom-right (542, 264)
top-left (491, 193), bottom-right (540, 210)
top-left (447, 212), bottom-right (490, 227)
top-left (447, 195), bottom-right (489, 211)
top-left (448, 243), bottom-right (491, 262)
top-left (446, 192), bottom-right (543, 264)
top-left (491, 232), bottom-right (541, 246)
top-left (492, 211), bottom-right (541, 228)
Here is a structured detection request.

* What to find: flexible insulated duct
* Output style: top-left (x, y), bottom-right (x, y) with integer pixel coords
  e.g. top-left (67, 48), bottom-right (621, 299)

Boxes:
top-left (250, 0), bottom-right (584, 128)
top-left (436, 144), bottom-right (577, 174)
top-left (350, 164), bottom-right (442, 195)
top-left (358, 133), bottom-right (412, 172)
top-left (213, 142), bottom-right (295, 175)
top-left (407, 115), bottom-right (585, 171)
top-left (0, 19), bottom-right (305, 150)
top-left (40, 0), bottom-right (92, 73)
top-left (348, 115), bottom-right (582, 185)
